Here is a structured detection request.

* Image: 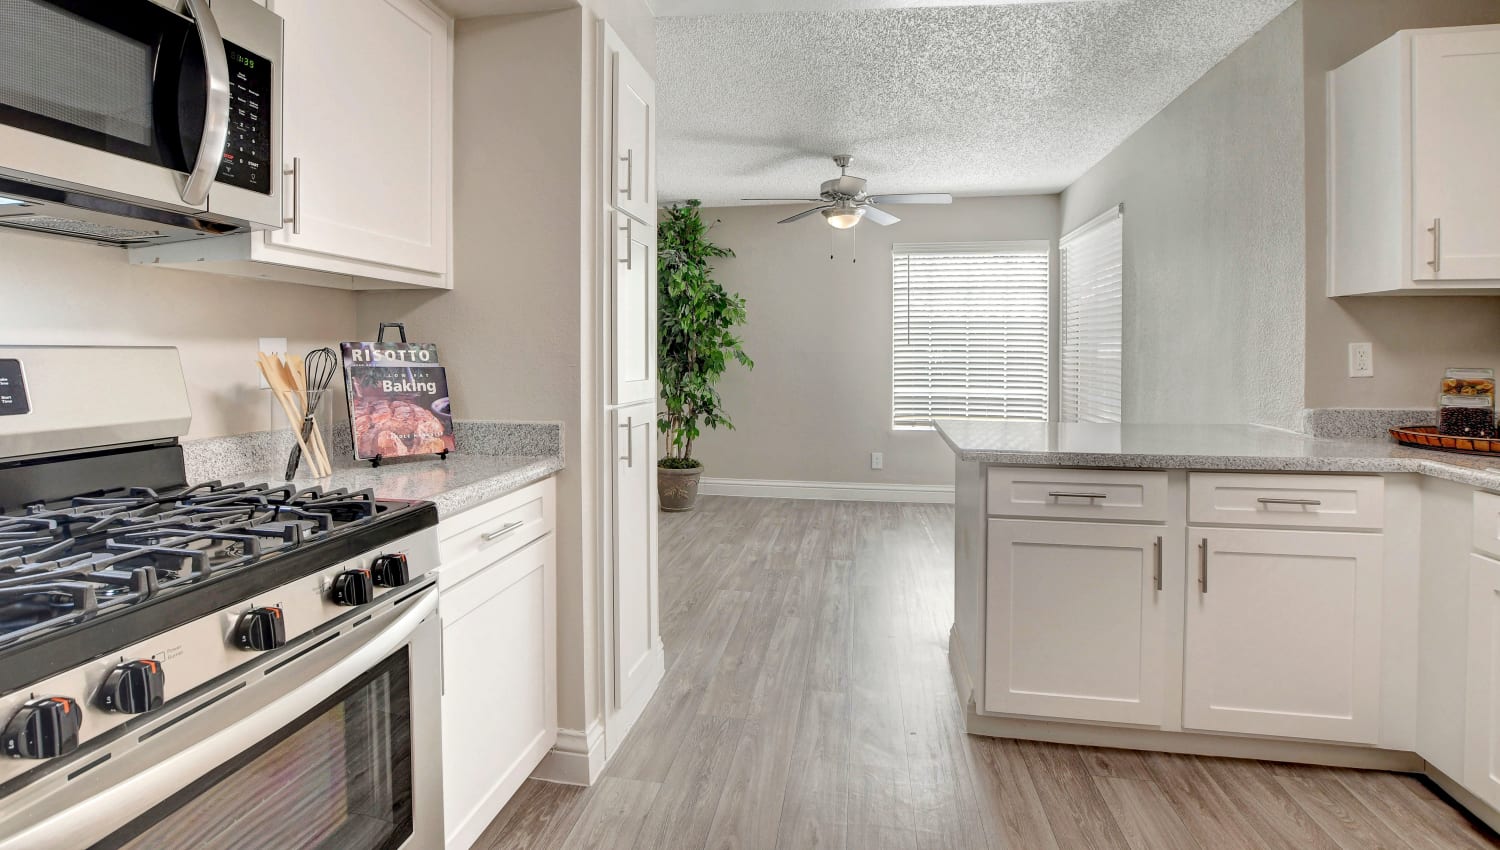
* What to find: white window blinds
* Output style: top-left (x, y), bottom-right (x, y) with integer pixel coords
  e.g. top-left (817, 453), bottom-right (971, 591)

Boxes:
top-left (892, 241), bottom-right (1051, 428)
top-left (1059, 206), bottom-right (1124, 423)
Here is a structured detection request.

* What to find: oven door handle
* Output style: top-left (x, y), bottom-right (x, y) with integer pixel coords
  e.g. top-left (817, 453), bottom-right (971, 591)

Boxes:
top-left (0, 587), bottom-right (438, 850)
top-left (180, 0), bottom-right (231, 206)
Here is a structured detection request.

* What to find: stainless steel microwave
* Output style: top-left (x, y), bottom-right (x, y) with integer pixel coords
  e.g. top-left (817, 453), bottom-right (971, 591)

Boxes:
top-left (0, 0), bottom-right (282, 246)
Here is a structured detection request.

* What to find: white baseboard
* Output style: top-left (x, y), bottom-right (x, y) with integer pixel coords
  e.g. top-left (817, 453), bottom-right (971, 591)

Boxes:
top-left (530, 720), bottom-right (605, 786)
top-left (698, 477), bottom-right (955, 504)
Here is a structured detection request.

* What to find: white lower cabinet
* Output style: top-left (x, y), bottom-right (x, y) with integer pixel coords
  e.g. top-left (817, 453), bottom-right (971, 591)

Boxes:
top-left (437, 481), bottom-right (557, 850)
top-left (610, 401), bottom-right (661, 726)
top-left (1183, 528), bottom-right (1384, 744)
top-left (984, 520), bottom-right (1168, 726)
top-left (1467, 553), bottom-right (1500, 808)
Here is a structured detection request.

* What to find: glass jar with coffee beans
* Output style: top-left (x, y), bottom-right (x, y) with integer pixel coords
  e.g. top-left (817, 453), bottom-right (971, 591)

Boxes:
top-left (1439, 368), bottom-right (1497, 437)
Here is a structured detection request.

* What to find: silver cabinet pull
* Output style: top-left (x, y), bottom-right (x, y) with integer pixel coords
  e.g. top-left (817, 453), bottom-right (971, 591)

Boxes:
top-left (181, 0), bottom-right (229, 206)
top-left (1257, 497), bottom-right (1322, 507)
top-left (1048, 491), bottom-right (1107, 501)
top-left (620, 417), bottom-right (634, 467)
top-left (283, 156), bottom-right (302, 235)
top-left (619, 150), bottom-right (634, 200)
top-left (618, 236), bottom-right (633, 271)
top-left (1198, 539), bottom-right (1209, 594)
top-left (481, 520), bottom-right (525, 541)
top-left (1428, 218), bottom-right (1442, 273)
top-left (1153, 536), bottom-right (1163, 592)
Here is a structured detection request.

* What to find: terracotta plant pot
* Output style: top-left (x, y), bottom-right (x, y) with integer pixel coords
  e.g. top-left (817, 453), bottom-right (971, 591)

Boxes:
top-left (657, 463), bottom-right (703, 512)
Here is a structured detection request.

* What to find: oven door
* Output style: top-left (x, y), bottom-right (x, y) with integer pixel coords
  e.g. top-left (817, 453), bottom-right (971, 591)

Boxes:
top-left (0, 0), bottom-right (227, 212)
top-left (0, 585), bottom-right (442, 850)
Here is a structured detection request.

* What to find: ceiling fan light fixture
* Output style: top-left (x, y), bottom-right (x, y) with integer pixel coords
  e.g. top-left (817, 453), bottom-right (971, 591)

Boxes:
top-left (823, 206), bottom-right (865, 229)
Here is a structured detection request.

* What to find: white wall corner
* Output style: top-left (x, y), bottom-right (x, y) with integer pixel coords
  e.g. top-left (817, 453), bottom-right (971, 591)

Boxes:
top-left (530, 719), bottom-right (607, 786)
top-left (698, 477), bottom-right (956, 504)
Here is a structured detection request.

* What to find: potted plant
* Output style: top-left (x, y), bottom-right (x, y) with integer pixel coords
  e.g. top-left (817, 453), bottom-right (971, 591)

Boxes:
top-left (657, 200), bottom-right (752, 512)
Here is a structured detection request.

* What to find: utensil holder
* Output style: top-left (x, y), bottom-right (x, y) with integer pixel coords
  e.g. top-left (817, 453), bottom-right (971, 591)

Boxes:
top-left (272, 389), bottom-right (334, 477)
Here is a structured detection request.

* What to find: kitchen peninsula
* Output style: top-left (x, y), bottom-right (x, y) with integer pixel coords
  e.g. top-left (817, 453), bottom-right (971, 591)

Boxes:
top-left (938, 419), bottom-right (1500, 832)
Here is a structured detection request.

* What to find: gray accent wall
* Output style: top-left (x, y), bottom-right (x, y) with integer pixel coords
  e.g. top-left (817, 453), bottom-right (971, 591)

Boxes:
top-left (687, 195), bottom-right (1060, 487)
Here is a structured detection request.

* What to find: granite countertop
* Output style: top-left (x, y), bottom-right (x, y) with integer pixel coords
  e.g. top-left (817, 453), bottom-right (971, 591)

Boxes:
top-left (183, 421), bottom-right (564, 518)
top-left (934, 420), bottom-right (1500, 492)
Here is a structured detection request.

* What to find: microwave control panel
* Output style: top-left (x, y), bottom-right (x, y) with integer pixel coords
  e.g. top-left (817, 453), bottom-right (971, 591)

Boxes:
top-left (215, 41), bottom-right (274, 196)
top-left (0, 360), bottom-right (29, 417)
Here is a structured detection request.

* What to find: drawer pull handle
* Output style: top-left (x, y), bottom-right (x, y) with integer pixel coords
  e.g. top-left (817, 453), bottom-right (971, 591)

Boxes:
top-left (482, 521), bottom-right (525, 542)
top-left (1153, 536), bottom-right (1163, 592)
top-left (1256, 497), bottom-right (1322, 507)
top-left (1048, 491), bottom-right (1107, 501)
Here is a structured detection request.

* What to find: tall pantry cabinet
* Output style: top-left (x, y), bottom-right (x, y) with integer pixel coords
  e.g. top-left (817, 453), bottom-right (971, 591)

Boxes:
top-left (599, 23), bottom-right (662, 755)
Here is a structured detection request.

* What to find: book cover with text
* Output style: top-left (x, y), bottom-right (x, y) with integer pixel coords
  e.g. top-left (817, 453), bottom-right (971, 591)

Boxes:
top-left (340, 342), bottom-right (456, 460)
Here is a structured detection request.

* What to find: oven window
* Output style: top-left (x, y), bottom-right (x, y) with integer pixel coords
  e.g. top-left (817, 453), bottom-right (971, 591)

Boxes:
top-left (94, 649), bottom-right (414, 850)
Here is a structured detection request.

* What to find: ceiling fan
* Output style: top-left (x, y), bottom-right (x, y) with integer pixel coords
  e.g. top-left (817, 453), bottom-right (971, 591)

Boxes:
top-left (742, 155), bottom-right (953, 229)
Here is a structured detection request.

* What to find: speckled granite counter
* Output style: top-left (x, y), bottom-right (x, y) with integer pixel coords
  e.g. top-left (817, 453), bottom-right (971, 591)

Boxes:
top-left (182, 421), bottom-right (564, 517)
top-left (935, 420), bottom-right (1500, 492)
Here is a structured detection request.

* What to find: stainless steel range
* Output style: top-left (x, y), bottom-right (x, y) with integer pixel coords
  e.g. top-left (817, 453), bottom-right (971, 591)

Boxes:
top-left (0, 346), bottom-right (442, 849)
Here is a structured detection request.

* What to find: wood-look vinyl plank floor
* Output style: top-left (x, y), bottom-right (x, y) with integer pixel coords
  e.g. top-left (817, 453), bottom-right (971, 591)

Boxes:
top-left (479, 496), bottom-right (1500, 850)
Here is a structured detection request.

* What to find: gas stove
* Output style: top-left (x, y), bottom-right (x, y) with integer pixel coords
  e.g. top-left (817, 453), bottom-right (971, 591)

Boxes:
top-left (0, 347), bottom-right (443, 849)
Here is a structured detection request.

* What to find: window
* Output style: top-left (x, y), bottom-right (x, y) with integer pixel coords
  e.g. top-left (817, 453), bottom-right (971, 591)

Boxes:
top-left (892, 241), bottom-right (1051, 428)
top-left (1059, 205), bottom-right (1124, 423)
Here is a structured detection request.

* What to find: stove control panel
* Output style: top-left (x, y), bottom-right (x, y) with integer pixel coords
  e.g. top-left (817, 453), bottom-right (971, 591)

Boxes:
top-left (96, 660), bottom-right (165, 714)
top-left (3, 697), bottom-right (81, 759)
top-left (235, 607), bottom-right (287, 652)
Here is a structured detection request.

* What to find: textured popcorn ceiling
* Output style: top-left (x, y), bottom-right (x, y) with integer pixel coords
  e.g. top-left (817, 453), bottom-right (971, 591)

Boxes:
top-left (656, 0), bottom-right (1299, 204)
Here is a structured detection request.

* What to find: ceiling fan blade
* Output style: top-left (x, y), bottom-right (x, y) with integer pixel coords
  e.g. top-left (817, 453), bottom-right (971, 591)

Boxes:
top-left (865, 193), bottom-right (953, 205)
top-left (860, 205), bottom-right (901, 226)
top-left (742, 198), bottom-right (823, 202)
top-left (778, 205), bottom-right (832, 224)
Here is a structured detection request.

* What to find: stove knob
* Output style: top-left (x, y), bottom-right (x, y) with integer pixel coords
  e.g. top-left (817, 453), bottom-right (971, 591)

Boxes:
top-left (235, 606), bottom-right (287, 652)
top-left (371, 553), bottom-right (409, 588)
top-left (3, 696), bottom-right (82, 759)
top-left (331, 569), bottom-right (374, 606)
top-left (96, 660), bottom-right (166, 714)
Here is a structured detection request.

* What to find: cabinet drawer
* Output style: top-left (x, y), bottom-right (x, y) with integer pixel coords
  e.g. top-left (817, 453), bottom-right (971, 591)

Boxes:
top-left (438, 477), bottom-right (556, 577)
top-left (986, 468), bottom-right (1168, 522)
top-left (1474, 491), bottom-right (1500, 559)
top-left (1188, 473), bottom-right (1383, 530)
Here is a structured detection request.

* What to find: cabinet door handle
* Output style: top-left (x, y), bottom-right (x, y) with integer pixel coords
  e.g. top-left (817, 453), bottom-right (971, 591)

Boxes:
top-left (1428, 218), bottom-right (1442, 273)
top-left (1257, 497), bottom-right (1321, 507)
top-left (1153, 536), bottom-right (1163, 592)
top-left (619, 150), bottom-right (634, 200)
top-left (1048, 491), bottom-right (1107, 501)
top-left (1198, 539), bottom-right (1209, 594)
top-left (620, 417), bottom-right (634, 467)
top-left (618, 236), bottom-right (633, 271)
top-left (481, 520), bottom-right (525, 541)
top-left (282, 156), bottom-right (302, 235)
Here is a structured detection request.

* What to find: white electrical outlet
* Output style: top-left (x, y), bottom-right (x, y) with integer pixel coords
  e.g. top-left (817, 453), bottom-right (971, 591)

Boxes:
top-left (258, 337), bottom-right (287, 389)
top-left (1348, 342), bottom-right (1374, 378)
top-left (871, 452), bottom-right (884, 470)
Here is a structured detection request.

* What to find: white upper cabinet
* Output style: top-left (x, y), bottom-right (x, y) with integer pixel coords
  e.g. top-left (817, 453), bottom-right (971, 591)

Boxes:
top-left (1328, 25), bottom-right (1500, 295)
top-left (607, 27), bottom-right (655, 225)
top-left (132, 0), bottom-right (453, 289)
top-left (612, 212), bottom-right (656, 405)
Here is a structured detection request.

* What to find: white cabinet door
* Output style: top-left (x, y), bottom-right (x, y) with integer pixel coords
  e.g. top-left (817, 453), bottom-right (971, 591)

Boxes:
top-left (1183, 528), bottom-right (1383, 743)
top-left (612, 401), bottom-right (661, 718)
top-left (1466, 553), bottom-right (1500, 808)
top-left (268, 0), bottom-right (451, 275)
top-left (612, 212), bottom-right (656, 405)
top-left (440, 535), bottom-right (556, 850)
top-left (984, 520), bottom-right (1168, 726)
top-left (608, 29), bottom-right (655, 225)
top-left (1411, 29), bottom-right (1500, 281)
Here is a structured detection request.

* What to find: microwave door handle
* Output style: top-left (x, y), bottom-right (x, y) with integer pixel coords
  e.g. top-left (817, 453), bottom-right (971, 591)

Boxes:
top-left (180, 0), bottom-right (231, 206)
top-left (0, 588), bottom-right (438, 850)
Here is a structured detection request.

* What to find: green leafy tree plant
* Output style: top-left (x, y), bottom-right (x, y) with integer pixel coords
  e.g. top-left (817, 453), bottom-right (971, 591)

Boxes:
top-left (657, 200), bottom-right (752, 469)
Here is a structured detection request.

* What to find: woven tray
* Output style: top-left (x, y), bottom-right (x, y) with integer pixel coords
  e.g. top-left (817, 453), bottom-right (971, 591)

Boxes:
top-left (1389, 425), bottom-right (1500, 455)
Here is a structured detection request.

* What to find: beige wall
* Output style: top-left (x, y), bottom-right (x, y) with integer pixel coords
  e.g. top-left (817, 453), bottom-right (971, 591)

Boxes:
top-left (1302, 0), bottom-right (1500, 410)
top-left (1059, 3), bottom-right (1307, 429)
top-left (689, 195), bottom-right (1060, 487)
top-left (0, 231), bottom-right (355, 438)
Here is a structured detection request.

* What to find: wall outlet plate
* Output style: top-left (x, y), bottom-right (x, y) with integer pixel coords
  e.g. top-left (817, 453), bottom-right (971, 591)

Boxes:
top-left (258, 337), bottom-right (287, 389)
top-left (871, 451), bottom-right (884, 470)
top-left (1348, 342), bottom-right (1373, 378)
